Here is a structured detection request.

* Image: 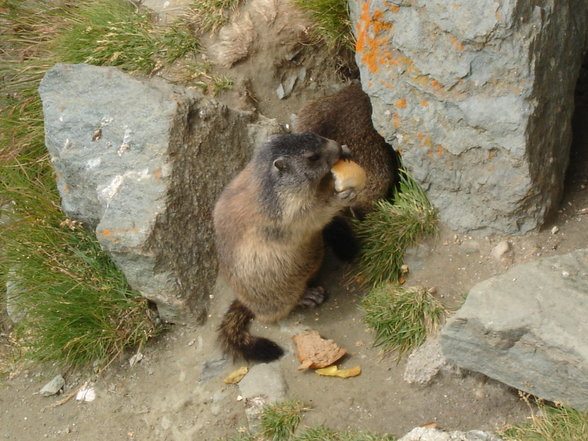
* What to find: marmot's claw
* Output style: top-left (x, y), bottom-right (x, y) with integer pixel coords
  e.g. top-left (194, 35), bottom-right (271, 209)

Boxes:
top-left (336, 188), bottom-right (357, 202)
top-left (298, 286), bottom-right (327, 308)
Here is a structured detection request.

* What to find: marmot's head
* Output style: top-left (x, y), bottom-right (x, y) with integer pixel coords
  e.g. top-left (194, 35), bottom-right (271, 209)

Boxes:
top-left (255, 132), bottom-right (349, 215)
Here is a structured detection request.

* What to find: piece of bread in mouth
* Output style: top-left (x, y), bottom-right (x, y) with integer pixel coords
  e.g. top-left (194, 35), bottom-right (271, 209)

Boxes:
top-left (331, 159), bottom-right (367, 192)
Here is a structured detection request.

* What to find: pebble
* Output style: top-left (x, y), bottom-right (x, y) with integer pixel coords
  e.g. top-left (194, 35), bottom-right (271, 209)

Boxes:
top-left (462, 240), bottom-right (481, 255)
top-left (39, 375), bottom-right (65, 397)
top-left (551, 225), bottom-right (560, 234)
top-left (490, 241), bottom-right (511, 261)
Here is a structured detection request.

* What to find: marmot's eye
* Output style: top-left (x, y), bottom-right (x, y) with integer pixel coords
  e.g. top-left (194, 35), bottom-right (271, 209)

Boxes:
top-left (307, 153), bottom-right (321, 162)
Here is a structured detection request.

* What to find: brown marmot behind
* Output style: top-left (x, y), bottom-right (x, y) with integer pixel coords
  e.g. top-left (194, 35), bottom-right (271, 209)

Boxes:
top-left (293, 82), bottom-right (397, 215)
top-left (214, 132), bottom-right (357, 362)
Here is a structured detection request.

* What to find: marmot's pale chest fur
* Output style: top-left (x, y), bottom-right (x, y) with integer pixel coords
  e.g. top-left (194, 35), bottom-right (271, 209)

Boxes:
top-left (214, 133), bottom-right (357, 362)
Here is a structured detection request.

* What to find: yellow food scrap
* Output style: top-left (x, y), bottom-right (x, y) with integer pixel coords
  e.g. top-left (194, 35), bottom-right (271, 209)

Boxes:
top-left (223, 366), bottom-right (249, 384)
top-left (315, 365), bottom-right (361, 378)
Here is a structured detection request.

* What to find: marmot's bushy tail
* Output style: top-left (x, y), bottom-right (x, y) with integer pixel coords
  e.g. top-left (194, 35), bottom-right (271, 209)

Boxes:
top-left (218, 300), bottom-right (284, 362)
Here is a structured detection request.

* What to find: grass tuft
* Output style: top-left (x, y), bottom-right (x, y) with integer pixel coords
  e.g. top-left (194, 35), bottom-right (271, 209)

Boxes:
top-left (293, 0), bottom-right (355, 50)
top-left (295, 426), bottom-right (396, 441)
top-left (53, 0), bottom-right (161, 73)
top-left (361, 285), bottom-right (446, 358)
top-left (261, 400), bottom-right (309, 441)
top-left (186, 0), bottom-right (244, 34)
top-left (354, 170), bottom-right (438, 287)
top-left (502, 396), bottom-right (588, 441)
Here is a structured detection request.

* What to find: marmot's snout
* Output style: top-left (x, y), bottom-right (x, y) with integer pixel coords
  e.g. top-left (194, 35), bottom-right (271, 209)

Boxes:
top-left (323, 138), bottom-right (350, 167)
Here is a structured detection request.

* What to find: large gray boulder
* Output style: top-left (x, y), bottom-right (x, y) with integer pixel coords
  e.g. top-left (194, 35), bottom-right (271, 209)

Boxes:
top-left (39, 63), bottom-right (281, 321)
top-left (349, 0), bottom-right (588, 233)
top-left (441, 249), bottom-right (588, 409)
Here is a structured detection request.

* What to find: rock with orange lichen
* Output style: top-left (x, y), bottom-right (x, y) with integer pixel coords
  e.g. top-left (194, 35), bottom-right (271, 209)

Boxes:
top-left (349, 0), bottom-right (588, 235)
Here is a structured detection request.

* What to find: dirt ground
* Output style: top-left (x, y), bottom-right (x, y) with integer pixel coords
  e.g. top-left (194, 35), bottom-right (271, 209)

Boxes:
top-left (1, 2), bottom-right (587, 440)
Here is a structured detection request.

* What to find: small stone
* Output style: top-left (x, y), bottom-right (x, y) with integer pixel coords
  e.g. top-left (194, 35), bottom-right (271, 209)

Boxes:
top-left (462, 240), bottom-right (481, 255)
top-left (551, 226), bottom-right (560, 234)
top-left (129, 352), bottom-right (144, 367)
top-left (40, 375), bottom-right (65, 397)
top-left (403, 337), bottom-right (455, 385)
top-left (490, 241), bottom-right (511, 261)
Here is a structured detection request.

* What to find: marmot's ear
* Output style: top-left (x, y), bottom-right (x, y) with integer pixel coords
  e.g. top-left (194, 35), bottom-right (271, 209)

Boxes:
top-left (273, 157), bottom-right (288, 172)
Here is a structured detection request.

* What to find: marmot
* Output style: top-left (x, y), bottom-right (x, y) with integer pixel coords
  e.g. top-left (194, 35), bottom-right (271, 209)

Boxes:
top-left (214, 132), bottom-right (358, 362)
top-left (293, 82), bottom-right (397, 215)
top-left (293, 83), bottom-right (398, 261)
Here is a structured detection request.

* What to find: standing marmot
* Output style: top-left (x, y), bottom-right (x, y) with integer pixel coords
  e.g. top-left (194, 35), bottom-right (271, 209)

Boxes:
top-left (293, 82), bottom-right (397, 215)
top-left (214, 132), bottom-right (358, 362)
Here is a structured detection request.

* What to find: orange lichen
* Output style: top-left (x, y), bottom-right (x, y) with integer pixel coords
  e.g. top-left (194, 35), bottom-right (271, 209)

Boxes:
top-left (436, 145), bottom-right (444, 156)
top-left (431, 79), bottom-right (443, 91)
top-left (355, 0), bottom-right (393, 74)
top-left (152, 167), bottom-right (162, 179)
top-left (392, 113), bottom-right (401, 128)
top-left (100, 228), bottom-right (138, 237)
top-left (419, 100), bottom-right (429, 107)
top-left (450, 36), bottom-right (464, 51)
top-left (395, 97), bottom-right (407, 108)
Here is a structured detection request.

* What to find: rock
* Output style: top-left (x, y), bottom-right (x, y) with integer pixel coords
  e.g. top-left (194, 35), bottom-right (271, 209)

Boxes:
top-left (441, 249), bottom-right (588, 409)
top-left (238, 361), bottom-right (288, 433)
top-left (490, 241), bottom-right (511, 261)
top-left (39, 63), bottom-right (282, 321)
top-left (40, 375), bottom-right (65, 397)
top-left (398, 427), bottom-right (503, 441)
top-left (403, 337), bottom-right (459, 385)
top-left (238, 361), bottom-right (287, 403)
top-left (350, 0), bottom-right (588, 234)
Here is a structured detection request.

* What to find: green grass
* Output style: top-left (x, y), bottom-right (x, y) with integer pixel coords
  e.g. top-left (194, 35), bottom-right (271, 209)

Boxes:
top-left (502, 398), bottom-right (588, 441)
top-left (3, 207), bottom-right (157, 367)
top-left (52, 0), bottom-right (161, 73)
top-left (261, 400), bottom-right (309, 441)
top-left (186, 0), bottom-right (244, 34)
top-left (361, 285), bottom-right (446, 359)
top-left (295, 426), bottom-right (395, 441)
top-left (221, 402), bottom-right (395, 441)
top-left (354, 170), bottom-right (438, 287)
top-left (293, 0), bottom-right (355, 50)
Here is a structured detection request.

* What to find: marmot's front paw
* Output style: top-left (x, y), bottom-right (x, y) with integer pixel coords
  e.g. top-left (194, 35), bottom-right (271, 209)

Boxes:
top-left (336, 188), bottom-right (357, 203)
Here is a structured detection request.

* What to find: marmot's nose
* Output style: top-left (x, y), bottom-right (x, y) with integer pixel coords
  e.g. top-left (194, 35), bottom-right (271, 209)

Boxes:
top-left (340, 144), bottom-right (351, 159)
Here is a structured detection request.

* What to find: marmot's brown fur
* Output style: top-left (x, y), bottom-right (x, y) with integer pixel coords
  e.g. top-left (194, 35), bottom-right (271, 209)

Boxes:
top-left (214, 132), bottom-right (357, 362)
top-left (294, 82), bottom-right (397, 215)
